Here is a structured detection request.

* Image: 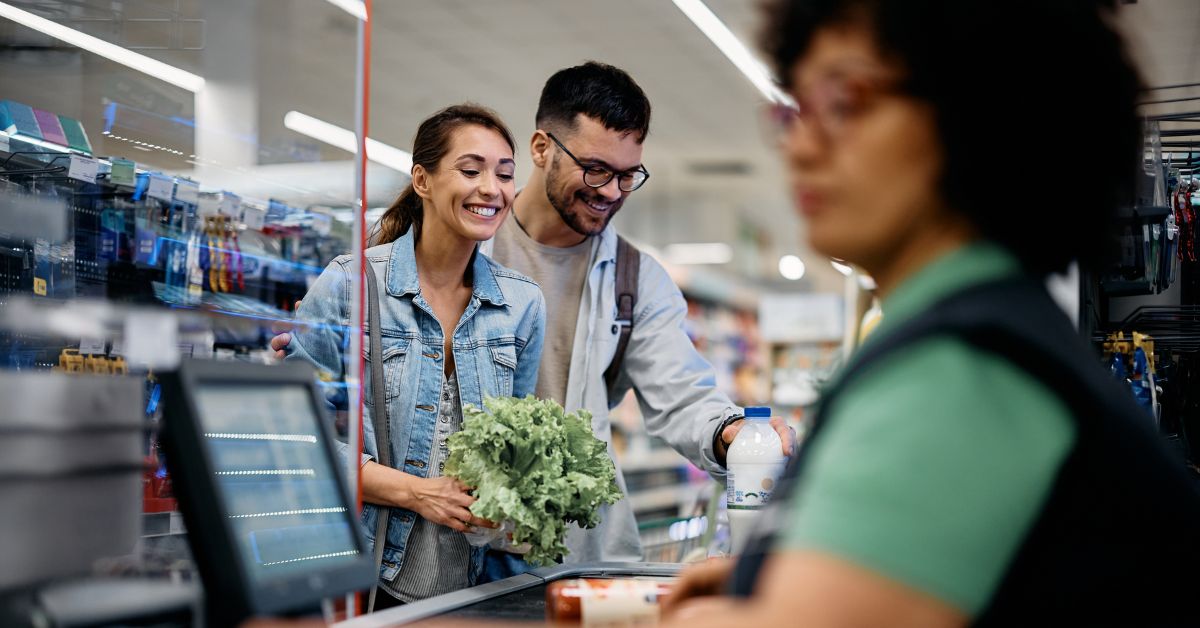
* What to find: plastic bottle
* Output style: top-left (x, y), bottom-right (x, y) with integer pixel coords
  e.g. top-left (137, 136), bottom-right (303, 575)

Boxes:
top-left (726, 406), bottom-right (786, 555)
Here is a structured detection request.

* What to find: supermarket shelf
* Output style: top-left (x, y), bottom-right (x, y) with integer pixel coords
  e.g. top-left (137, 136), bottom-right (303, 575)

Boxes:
top-left (142, 511), bottom-right (186, 538)
top-left (627, 482), bottom-right (706, 514)
top-left (619, 448), bottom-right (688, 473)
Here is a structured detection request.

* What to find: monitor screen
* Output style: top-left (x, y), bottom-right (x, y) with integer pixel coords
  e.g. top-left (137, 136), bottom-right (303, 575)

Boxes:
top-left (192, 383), bottom-right (363, 584)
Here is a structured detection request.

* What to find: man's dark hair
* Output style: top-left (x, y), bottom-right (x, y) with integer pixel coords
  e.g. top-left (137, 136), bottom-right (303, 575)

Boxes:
top-left (761, 0), bottom-right (1143, 276)
top-left (536, 61), bottom-right (652, 143)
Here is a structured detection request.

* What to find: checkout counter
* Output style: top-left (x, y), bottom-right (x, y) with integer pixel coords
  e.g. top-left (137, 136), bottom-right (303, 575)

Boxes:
top-left (1, 358), bottom-right (687, 626)
top-left (336, 563), bottom-right (681, 626)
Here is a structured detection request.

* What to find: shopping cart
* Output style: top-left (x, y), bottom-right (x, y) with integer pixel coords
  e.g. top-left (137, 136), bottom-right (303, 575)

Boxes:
top-left (637, 480), bottom-right (726, 563)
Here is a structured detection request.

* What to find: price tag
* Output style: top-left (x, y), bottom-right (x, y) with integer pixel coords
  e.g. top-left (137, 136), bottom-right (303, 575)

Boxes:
top-left (67, 154), bottom-right (99, 184)
top-left (109, 158), bottom-right (136, 187)
top-left (242, 204), bottom-right (267, 230)
top-left (147, 174), bottom-right (174, 202)
top-left (124, 311), bottom-right (179, 369)
top-left (197, 195), bottom-right (220, 218)
top-left (174, 179), bottom-right (200, 205)
top-left (79, 337), bottom-right (107, 355)
top-left (219, 192), bottom-right (241, 218)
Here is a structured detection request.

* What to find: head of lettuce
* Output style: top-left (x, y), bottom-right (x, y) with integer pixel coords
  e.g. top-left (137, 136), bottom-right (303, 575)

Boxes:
top-left (444, 395), bottom-right (623, 567)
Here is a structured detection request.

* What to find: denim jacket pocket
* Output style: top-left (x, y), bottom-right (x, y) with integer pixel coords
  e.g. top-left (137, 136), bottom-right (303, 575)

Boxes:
top-left (362, 335), bottom-right (410, 404)
top-left (490, 342), bottom-right (517, 397)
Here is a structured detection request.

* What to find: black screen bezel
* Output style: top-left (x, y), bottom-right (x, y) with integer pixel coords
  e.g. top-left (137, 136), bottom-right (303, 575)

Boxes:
top-left (161, 359), bottom-right (375, 620)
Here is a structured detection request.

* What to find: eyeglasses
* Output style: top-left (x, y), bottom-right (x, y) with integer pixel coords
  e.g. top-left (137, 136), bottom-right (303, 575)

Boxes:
top-left (546, 132), bottom-right (650, 193)
top-left (762, 73), bottom-right (904, 146)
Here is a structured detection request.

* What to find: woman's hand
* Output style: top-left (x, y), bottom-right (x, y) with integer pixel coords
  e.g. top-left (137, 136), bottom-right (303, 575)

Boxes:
top-left (406, 476), bottom-right (496, 533)
top-left (362, 462), bottom-right (497, 532)
top-left (660, 558), bottom-right (736, 617)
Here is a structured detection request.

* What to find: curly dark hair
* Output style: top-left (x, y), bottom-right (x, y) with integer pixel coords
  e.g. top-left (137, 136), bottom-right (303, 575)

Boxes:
top-left (760, 0), bottom-right (1143, 276)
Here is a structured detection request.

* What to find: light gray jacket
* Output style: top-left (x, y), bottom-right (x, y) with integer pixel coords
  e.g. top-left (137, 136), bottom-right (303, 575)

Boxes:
top-left (483, 223), bottom-right (740, 562)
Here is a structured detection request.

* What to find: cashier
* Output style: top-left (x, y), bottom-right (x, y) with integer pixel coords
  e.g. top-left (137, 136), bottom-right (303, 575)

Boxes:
top-left (661, 0), bottom-right (1200, 626)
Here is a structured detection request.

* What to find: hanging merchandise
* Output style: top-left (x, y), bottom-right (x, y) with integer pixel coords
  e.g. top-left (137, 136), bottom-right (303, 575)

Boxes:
top-left (1103, 332), bottom-right (1159, 422)
top-left (1110, 351), bottom-right (1127, 381)
top-left (1174, 177), bottom-right (1197, 264)
top-left (1131, 340), bottom-right (1156, 422)
top-left (230, 219), bottom-right (245, 293)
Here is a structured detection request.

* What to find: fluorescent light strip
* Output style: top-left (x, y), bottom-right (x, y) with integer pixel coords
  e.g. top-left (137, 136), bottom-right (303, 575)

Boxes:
top-left (324, 0), bottom-right (367, 21)
top-left (665, 242), bottom-right (734, 265)
top-left (0, 2), bottom-right (204, 92)
top-left (284, 111), bottom-right (413, 174)
top-left (0, 129), bottom-right (88, 155)
top-left (671, 0), bottom-right (790, 105)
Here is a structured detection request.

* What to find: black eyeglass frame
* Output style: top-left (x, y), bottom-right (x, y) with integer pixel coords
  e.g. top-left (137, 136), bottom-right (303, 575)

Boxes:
top-left (545, 131), bottom-right (650, 193)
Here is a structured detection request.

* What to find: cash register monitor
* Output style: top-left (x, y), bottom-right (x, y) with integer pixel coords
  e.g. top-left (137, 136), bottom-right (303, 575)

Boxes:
top-left (161, 360), bottom-right (375, 624)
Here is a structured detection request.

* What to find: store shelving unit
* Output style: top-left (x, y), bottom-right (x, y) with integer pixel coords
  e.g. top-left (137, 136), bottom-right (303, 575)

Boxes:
top-left (0, 118), bottom-right (351, 541)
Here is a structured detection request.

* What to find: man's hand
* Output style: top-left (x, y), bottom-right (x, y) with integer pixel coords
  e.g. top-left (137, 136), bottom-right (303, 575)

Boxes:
top-left (270, 300), bottom-right (302, 359)
top-left (718, 416), bottom-right (797, 462)
top-left (661, 557), bottom-right (736, 617)
top-left (270, 332), bottom-right (293, 360)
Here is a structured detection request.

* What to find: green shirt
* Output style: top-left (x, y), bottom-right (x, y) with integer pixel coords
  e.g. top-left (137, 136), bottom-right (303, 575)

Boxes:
top-left (778, 242), bottom-right (1075, 616)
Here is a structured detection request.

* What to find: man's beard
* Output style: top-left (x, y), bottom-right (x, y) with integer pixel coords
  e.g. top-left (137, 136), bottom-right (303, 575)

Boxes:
top-left (545, 154), bottom-right (621, 237)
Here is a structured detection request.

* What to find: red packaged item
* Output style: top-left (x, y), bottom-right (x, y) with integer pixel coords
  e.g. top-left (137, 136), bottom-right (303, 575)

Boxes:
top-left (546, 578), bottom-right (673, 626)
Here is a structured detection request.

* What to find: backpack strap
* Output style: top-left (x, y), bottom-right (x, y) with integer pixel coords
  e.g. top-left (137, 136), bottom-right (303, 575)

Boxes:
top-left (364, 264), bottom-right (391, 613)
top-left (604, 236), bottom-right (640, 396)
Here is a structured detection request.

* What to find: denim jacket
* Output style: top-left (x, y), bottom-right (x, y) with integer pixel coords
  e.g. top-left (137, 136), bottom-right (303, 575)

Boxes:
top-left (481, 221), bottom-right (740, 563)
top-left (287, 229), bottom-right (545, 586)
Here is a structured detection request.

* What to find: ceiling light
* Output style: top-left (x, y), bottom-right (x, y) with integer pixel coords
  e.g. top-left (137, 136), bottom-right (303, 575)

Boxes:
top-left (0, 2), bottom-right (204, 92)
top-left (778, 255), bottom-right (806, 281)
top-left (831, 260), bottom-right (853, 276)
top-left (324, 0), bottom-right (367, 20)
top-left (665, 242), bottom-right (734, 265)
top-left (671, 0), bottom-right (790, 104)
top-left (284, 111), bottom-right (413, 173)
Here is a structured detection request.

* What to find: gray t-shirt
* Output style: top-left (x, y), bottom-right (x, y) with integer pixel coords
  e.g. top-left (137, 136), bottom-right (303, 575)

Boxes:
top-left (490, 213), bottom-right (593, 405)
top-left (384, 372), bottom-right (468, 603)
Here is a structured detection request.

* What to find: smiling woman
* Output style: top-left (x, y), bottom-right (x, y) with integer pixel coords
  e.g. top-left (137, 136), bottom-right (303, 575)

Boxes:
top-left (284, 103), bottom-right (548, 609)
top-left (373, 104), bottom-right (517, 247)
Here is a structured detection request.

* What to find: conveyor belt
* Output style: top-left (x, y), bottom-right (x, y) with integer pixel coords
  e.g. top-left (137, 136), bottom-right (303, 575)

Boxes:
top-left (334, 562), bottom-right (681, 627)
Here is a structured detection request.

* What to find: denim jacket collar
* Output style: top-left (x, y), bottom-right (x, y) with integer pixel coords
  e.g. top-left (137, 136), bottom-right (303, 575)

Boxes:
top-left (385, 228), bottom-right (509, 307)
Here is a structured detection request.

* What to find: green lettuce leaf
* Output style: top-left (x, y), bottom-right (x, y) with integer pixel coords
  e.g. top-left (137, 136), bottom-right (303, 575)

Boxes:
top-left (444, 395), bottom-right (622, 566)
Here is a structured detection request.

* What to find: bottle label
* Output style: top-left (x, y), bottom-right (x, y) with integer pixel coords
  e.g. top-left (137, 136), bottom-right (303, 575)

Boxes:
top-left (727, 461), bottom-right (786, 510)
top-left (579, 579), bottom-right (661, 627)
